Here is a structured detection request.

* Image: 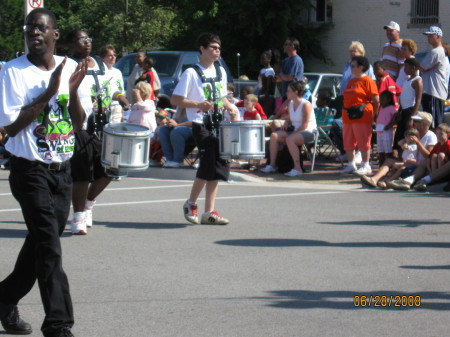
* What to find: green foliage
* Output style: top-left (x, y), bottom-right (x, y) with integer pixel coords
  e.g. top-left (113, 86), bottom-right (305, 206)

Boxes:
top-left (0, 0), bottom-right (332, 78)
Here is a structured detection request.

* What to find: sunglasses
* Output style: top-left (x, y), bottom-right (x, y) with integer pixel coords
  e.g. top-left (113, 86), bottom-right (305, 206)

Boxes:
top-left (78, 37), bottom-right (93, 44)
top-left (23, 24), bottom-right (52, 33)
top-left (208, 45), bottom-right (222, 51)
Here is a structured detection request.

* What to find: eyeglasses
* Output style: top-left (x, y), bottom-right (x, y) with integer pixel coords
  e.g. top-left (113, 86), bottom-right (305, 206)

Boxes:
top-left (23, 24), bottom-right (51, 33)
top-left (78, 37), bottom-right (93, 44)
top-left (208, 45), bottom-right (222, 51)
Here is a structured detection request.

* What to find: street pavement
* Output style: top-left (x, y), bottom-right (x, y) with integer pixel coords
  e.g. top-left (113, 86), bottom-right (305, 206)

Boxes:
top-left (0, 166), bottom-right (449, 337)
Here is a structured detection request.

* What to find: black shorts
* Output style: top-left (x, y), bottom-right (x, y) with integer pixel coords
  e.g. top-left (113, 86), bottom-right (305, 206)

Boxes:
top-left (192, 123), bottom-right (230, 181)
top-left (70, 130), bottom-right (107, 182)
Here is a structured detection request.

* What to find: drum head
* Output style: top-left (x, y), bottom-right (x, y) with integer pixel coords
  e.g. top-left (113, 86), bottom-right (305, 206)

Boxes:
top-left (104, 123), bottom-right (151, 136)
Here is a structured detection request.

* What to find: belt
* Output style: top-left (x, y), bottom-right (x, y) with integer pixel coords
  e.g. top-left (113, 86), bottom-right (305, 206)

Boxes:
top-left (11, 156), bottom-right (69, 172)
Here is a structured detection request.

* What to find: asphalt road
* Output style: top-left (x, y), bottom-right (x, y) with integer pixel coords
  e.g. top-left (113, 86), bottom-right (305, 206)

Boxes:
top-left (0, 169), bottom-right (449, 337)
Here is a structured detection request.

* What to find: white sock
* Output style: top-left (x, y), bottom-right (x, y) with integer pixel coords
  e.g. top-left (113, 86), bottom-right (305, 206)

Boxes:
top-left (73, 211), bottom-right (85, 221)
top-left (84, 199), bottom-right (96, 211)
top-left (404, 176), bottom-right (415, 184)
top-left (361, 161), bottom-right (370, 168)
top-left (348, 161), bottom-right (357, 168)
top-left (423, 176), bottom-right (432, 184)
top-left (187, 200), bottom-right (197, 206)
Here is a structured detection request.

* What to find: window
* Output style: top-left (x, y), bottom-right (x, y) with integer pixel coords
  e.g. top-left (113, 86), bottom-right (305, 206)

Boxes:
top-left (410, 0), bottom-right (439, 25)
top-left (310, 0), bottom-right (332, 22)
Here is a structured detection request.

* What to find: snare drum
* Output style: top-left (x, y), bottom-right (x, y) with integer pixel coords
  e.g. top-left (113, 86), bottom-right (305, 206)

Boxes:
top-left (101, 123), bottom-right (151, 176)
top-left (219, 121), bottom-right (265, 160)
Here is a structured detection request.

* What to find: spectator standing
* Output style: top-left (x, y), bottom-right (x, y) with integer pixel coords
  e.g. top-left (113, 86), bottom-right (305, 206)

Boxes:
top-left (126, 50), bottom-right (161, 105)
top-left (375, 90), bottom-right (398, 164)
top-left (340, 56), bottom-right (379, 176)
top-left (373, 60), bottom-right (402, 109)
top-left (396, 57), bottom-right (423, 153)
top-left (258, 50), bottom-right (276, 117)
top-left (0, 8), bottom-right (89, 336)
top-left (420, 26), bottom-right (449, 129)
top-left (279, 37), bottom-right (304, 99)
top-left (382, 21), bottom-right (404, 80)
top-left (396, 39), bottom-right (417, 88)
top-left (100, 44), bottom-right (130, 123)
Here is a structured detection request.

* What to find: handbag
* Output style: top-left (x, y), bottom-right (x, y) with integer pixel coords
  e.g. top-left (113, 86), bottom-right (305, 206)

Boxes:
top-left (345, 104), bottom-right (367, 120)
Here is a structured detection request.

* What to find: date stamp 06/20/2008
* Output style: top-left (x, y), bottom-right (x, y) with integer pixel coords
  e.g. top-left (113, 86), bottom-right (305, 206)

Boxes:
top-left (353, 295), bottom-right (422, 308)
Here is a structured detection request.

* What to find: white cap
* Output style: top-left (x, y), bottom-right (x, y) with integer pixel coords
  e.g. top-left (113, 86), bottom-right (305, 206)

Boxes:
top-left (423, 26), bottom-right (443, 37)
top-left (384, 21), bottom-right (400, 32)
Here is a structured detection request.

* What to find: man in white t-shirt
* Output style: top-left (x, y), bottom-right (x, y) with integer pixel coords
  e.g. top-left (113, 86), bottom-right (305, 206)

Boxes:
top-left (420, 26), bottom-right (449, 129)
top-left (387, 111), bottom-right (438, 190)
top-left (0, 8), bottom-right (90, 337)
top-left (171, 32), bottom-right (238, 225)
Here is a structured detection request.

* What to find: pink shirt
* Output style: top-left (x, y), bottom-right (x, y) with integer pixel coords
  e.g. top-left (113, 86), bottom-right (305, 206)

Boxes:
top-left (376, 105), bottom-right (397, 127)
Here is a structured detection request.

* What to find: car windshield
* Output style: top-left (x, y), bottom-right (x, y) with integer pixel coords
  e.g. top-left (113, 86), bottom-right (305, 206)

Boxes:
top-left (305, 75), bottom-right (320, 93)
top-left (150, 53), bottom-right (181, 78)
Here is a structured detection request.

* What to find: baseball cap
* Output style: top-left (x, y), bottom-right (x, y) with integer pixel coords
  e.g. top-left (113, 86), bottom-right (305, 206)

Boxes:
top-left (423, 26), bottom-right (443, 37)
top-left (384, 21), bottom-right (400, 32)
top-left (411, 111), bottom-right (433, 125)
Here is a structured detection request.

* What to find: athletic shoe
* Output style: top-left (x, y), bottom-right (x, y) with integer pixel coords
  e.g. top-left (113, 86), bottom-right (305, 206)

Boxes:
top-left (413, 179), bottom-right (428, 192)
top-left (201, 211), bottom-right (229, 225)
top-left (183, 200), bottom-right (199, 224)
top-left (71, 213), bottom-right (87, 235)
top-left (260, 165), bottom-right (277, 173)
top-left (0, 303), bottom-right (32, 335)
top-left (163, 161), bottom-right (183, 168)
top-left (354, 166), bottom-right (372, 176)
top-left (386, 178), bottom-right (412, 191)
top-left (284, 169), bottom-right (303, 177)
top-left (340, 165), bottom-right (356, 174)
top-left (84, 200), bottom-right (95, 228)
top-left (354, 151), bottom-right (362, 165)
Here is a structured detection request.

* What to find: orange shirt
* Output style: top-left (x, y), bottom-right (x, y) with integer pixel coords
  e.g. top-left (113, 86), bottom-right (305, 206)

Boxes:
top-left (342, 76), bottom-right (378, 124)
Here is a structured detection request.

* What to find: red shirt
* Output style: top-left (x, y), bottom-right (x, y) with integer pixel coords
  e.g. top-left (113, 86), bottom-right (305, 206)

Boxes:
top-left (243, 109), bottom-right (260, 120)
top-left (377, 73), bottom-right (402, 109)
top-left (236, 101), bottom-right (267, 119)
top-left (430, 139), bottom-right (450, 156)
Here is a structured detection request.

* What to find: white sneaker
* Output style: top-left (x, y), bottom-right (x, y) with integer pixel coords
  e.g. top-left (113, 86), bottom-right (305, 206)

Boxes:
top-left (354, 151), bottom-right (362, 165)
top-left (84, 200), bottom-right (95, 228)
top-left (163, 161), bottom-right (183, 168)
top-left (340, 165), bottom-right (356, 174)
top-left (335, 154), bottom-right (347, 162)
top-left (71, 212), bottom-right (87, 235)
top-left (354, 166), bottom-right (372, 176)
top-left (260, 165), bottom-right (277, 173)
top-left (284, 169), bottom-right (303, 177)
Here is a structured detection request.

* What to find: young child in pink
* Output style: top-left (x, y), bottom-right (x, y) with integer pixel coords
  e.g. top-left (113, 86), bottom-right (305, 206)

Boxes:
top-left (375, 90), bottom-right (398, 164)
top-left (128, 81), bottom-right (157, 133)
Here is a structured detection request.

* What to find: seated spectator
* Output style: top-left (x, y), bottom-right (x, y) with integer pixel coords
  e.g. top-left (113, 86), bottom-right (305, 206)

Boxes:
top-left (227, 83), bottom-right (240, 105)
top-left (243, 94), bottom-right (261, 120)
top-left (260, 81), bottom-right (317, 177)
top-left (159, 107), bottom-right (193, 168)
top-left (385, 112), bottom-right (437, 190)
top-left (149, 110), bottom-right (169, 166)
top-left (361, 128), bottom-right (420, 188)
top-left (235, 85), bottom-right (267, 120)
top-left (128, 81), bottom-right (157, 133)
top-left (412, 123), bottom-right (450, 191)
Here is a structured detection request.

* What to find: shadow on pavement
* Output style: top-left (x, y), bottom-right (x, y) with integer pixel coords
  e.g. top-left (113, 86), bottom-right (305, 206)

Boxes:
top-left (400, 265), bottom-right (450, 270)
top-left (256, 289), bottom-right (450, 310)
top-left (215, 238), bottom-right (450, 249)
top-left (320, 219), bottom-right (446, 228)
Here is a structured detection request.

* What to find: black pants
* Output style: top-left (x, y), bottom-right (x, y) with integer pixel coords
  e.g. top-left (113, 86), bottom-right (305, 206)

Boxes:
top-left (422, 93), bottom-right (444, 129)
top-left (0, 157), bottom-right (74, 336)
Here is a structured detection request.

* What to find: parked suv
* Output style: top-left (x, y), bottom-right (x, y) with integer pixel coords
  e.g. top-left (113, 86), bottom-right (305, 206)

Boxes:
top-left (114, 51), bottom-right (233, 96)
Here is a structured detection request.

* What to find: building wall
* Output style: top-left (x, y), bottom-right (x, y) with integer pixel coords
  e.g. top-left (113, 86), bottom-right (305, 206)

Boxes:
top-left (307, 0), bottom-right (450, 73)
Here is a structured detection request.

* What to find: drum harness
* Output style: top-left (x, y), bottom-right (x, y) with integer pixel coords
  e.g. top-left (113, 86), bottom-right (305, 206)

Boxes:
top-left (191, 61), bottom-right (223, 138)
top-left (71, 55), bottom-right (110, 139)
